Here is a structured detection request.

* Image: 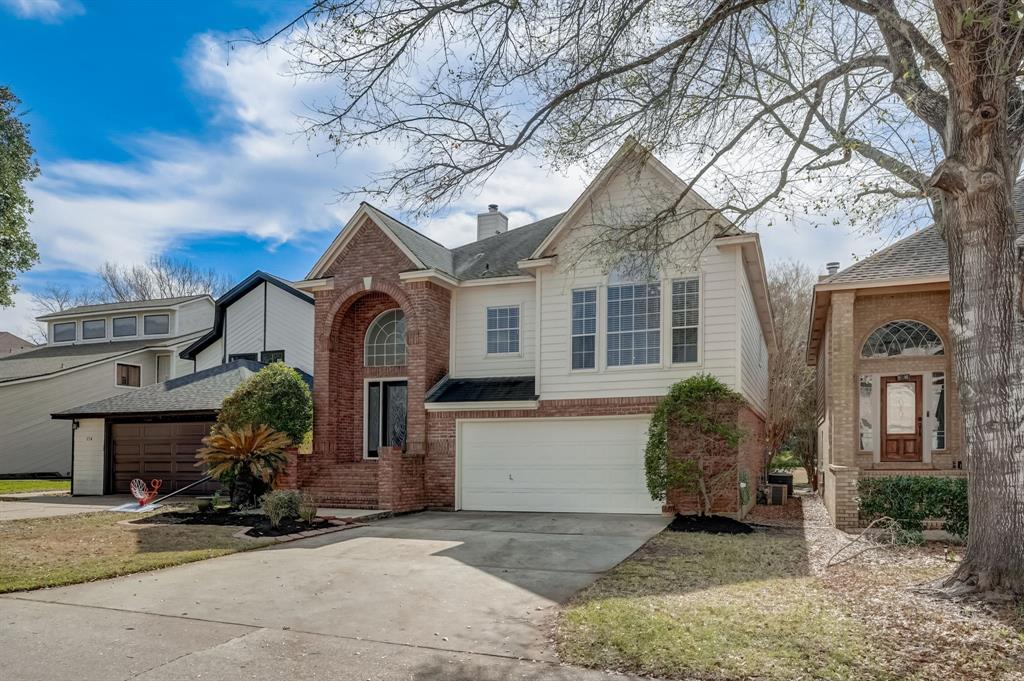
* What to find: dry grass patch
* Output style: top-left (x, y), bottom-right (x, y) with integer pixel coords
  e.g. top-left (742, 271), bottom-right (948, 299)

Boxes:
top-left (0, 511), bottom-right (272, 593)
top-left (558, 532), bottom-right (890, 681)
top-left (559, 496), bottom-right (1024, 681)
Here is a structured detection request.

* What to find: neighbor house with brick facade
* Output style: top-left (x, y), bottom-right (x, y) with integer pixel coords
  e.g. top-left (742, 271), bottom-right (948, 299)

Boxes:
top-left (806, 224), bottom-right (987, 529)
top-left (291, 139), bottom-right (776, 516)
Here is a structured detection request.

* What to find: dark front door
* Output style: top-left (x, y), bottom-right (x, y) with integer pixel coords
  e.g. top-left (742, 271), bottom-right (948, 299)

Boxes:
top-left (111, 421), bottom-right (219, 493)
top-left (880, 375), bottom-right (923, 461)
top-left (366, 380), bottom-right (408, 458)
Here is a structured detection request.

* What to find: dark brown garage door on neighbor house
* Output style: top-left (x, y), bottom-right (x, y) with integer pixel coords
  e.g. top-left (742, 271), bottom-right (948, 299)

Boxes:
top-left (111, 422), bottom-right (219, 494)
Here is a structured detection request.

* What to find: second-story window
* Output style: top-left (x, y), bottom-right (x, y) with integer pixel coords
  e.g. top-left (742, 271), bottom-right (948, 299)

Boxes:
top-left (112, 316), bottom-right (137, 337)
top-left (82, 319), bottom-right (106, 340)
top-left (486, 305), bottom-right (520, 354)
top-left (607, 282), bottom-right (661, 367)
top-left (53, 322), bottom-right (76, 343)
top-left (571, 288), bottom-right (597, 369)
top-left (144, 314), bottom-right (169, 335)
top-left (671, 278), bottom-right (700, 363)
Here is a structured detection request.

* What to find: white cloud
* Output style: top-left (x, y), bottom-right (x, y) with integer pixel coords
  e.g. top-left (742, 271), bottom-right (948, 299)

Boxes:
top-left (0, 292), bottom-right (40, 340)
top-left (1, 0), bottom-right (83, 23)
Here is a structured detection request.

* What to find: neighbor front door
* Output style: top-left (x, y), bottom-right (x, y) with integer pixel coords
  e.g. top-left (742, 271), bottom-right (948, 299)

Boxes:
top-left (880, 375), bottom-right (922, 462)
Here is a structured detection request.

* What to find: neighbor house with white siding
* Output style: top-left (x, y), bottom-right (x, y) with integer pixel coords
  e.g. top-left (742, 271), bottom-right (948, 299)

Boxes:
top-left (0, 295), bottom-right (215, 476)
top-left (49, 271), bottom-right (314, 494)
top-left (289, 138), bottom-right (776, 517)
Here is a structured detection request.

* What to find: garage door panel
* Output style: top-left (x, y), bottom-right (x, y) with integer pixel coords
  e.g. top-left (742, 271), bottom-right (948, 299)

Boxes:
top-left (112, 422), bottom-right (218, 494)
top-left (460, 417), bottom-right (661, 514)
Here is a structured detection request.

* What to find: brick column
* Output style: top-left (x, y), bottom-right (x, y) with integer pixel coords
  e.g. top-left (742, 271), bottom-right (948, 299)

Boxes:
top-left (826, 291), bottom-right (860, 528)
top-left (377, 446), bottom-right (426, 513)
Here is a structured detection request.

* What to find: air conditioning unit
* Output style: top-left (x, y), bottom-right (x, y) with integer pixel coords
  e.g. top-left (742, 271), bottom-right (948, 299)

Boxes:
top-left (766, 483), bottom-right (788, 506)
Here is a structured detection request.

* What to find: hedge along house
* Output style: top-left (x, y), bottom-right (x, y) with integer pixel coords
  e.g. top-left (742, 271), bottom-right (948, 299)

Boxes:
top-left (51, 272), bottom-right (314, 495)
top-left (291, 139), bottom-right (776, 516)
top-left (804, 204), bottom-right (1023, 527)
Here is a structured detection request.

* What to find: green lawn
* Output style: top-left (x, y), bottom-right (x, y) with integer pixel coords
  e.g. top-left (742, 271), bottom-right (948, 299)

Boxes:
top-left (0, 479), bottom-right (70, 495)
top-left (558, 528), bottom-right (1023, 681)
top-left (0, 511), bottom-right (272, 593)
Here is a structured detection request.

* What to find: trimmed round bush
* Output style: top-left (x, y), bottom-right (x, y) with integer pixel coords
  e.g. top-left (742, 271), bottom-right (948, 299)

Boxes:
top-left (217, 363), bottom-right (312, 443)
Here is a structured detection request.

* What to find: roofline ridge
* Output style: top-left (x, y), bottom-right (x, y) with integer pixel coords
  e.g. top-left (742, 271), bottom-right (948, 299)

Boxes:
top-left (825, 223), bottom-right (938, 281)
top-left (362, 202), bottom-right (453, 253)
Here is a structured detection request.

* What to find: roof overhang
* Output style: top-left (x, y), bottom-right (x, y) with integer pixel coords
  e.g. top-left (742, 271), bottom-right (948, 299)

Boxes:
top-left (292, 277), bottom-right (335, 292)
top-left (424, 400), bottom-right (539, 412)
top-left (398, 268), bottom-right (459, 289)
top-left (36, 295), bottom-right (214, 323)
top-left (805, 275), bottom-right (951, 365)
top-left (52, 408), bottom-right (219, 421)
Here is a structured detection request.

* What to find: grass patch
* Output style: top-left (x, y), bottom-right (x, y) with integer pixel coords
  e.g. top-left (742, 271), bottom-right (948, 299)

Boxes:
top-left (0, 479), bottom-right (70, 494)
top-left (558, 532), bottom-right (891, 681)
top-left (0, 511), bottom-right (272, 593)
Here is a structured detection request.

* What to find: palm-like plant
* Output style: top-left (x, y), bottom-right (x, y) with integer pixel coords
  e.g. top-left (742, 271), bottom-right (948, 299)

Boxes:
top-left (196, 424), bottom-right (292, 508)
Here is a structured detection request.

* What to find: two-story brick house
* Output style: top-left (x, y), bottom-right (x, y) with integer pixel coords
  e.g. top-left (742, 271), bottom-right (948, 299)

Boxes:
top-left (293, 139), bottom-right (776, 515)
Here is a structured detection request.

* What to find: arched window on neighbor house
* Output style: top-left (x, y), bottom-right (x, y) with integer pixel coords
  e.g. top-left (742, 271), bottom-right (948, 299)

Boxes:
top-left (861, 320), bottom-right (944, 359)
top-left (365, 309), bottom-right (407, 366)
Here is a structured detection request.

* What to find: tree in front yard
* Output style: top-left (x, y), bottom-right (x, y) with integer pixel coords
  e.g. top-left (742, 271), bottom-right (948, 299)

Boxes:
top-left (196, 424), bottom-right (292, 508)
top-left (217, 362), bottom-right (312, 444)
top-left (646, 374), bottom-right (747, 515)
top-left (0, 86), bottom-right (40, 308)
top-left (273, 0), bottom-right (1024, 595)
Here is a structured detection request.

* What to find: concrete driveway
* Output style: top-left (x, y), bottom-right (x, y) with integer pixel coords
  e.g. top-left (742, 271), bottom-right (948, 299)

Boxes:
top-left (0, 494), bottom-right (129, 521)
top-left (0, 511), bottom-right (667, 681)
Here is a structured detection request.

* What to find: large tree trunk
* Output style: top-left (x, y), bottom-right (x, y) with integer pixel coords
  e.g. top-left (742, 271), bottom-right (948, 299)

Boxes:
top-left (933, 4), bottom-right (1024, 594)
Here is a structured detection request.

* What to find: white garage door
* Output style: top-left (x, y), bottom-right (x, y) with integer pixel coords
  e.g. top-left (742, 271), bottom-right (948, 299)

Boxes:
top-left (459, 417), bottom-right (662, 514)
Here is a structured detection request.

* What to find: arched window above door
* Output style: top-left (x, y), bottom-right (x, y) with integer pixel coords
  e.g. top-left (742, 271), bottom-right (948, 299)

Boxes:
top-left (861, 320), bottom-right (944, 359)
top-left (365, 309), bottom-right (407, 366)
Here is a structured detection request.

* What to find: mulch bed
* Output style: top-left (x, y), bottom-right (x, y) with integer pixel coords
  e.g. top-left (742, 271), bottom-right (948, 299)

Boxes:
top-left (131, 511), bottom-right (332, 538)
top-left (667, 513), bottom-right (753, 534)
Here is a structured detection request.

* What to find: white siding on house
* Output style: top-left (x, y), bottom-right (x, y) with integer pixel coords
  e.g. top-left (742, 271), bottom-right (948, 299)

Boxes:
top-left (451, 282), bottom-right (535, 378)
top-left (72, 418), bottom-right (106, 495)
top-left (223, 284), bottom-right (265, 360)
top-left (265, 284), bottom-right (315, 375)
top-left (0, 352), bottom-right (159, 475)
top-left (736, 251), bottom-right (769, 415)
top-left (195, 340), bottom-right (223, 371)
top-left (175, 298), bottom-right (215, 335)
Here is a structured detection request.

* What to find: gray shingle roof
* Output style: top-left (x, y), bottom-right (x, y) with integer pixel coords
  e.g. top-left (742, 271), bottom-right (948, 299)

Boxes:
top-left (452, 214), bottom-right (564, 279)
top-left (52, 359), bottom-right (313, 418)
top-left (36, 295), bottom-right (210, 320)
top-left (823, 185), bottom-right (1024, 285)
top-left (364, 203), bottom-right (563, 280)
top-left (0, 331), bottom-right (207, 383)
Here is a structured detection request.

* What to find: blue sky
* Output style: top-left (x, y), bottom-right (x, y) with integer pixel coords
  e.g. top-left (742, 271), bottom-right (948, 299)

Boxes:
top-left (0, 0), bottom-right (886, 338)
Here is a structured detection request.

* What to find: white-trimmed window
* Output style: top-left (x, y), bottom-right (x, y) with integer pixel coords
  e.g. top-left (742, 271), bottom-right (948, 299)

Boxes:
top-left (365, 309), bottom-right (407, 367)
top-left (53, 322), bottom-right (76, 343)
top-left (112, 316), bottom-right (137, 337)
top-left (116, 363), bottom-right (141, 387)
top-left (143, 314), bottom-right (170, 335)
top-left (82, 319), bottom-right (105, 340)
top-left (671, 278), bottom-right (699, 363)
top-left (571, 288), bottom-right (597, 370)
top-left (607, 282), bottom-right (661, 366)
top-left (486, 305), bottom-right (520, 354)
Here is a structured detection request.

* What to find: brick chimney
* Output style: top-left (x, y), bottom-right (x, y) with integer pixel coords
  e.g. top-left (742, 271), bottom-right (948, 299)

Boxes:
top-left (477, 204), bottom-right (508, 241)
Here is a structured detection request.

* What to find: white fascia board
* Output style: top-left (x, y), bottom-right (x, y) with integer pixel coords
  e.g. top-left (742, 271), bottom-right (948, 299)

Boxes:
top-left (424, 400), bottom-right (539, 411)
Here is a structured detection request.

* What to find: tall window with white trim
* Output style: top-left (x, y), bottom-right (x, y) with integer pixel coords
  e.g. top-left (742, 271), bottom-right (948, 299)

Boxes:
top-left (486, 305), bottom-right (520, 354)
top-left (671, 278), bottom-right (699, 363)
top-left (607, 282), bottom-right (661, 366)
top-left (570, 288), bottom-right (597, 369)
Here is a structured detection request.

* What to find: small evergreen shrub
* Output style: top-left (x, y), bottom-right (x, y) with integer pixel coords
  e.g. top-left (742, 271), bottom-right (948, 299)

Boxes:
top-left (260, 489), bottom-right (301, 528)
top-left (645, 374), bottom-right (746, 502)
top-left (218, 363), bottom-right (312, 444)
top-left (857, 476), bottom-right (968, 540)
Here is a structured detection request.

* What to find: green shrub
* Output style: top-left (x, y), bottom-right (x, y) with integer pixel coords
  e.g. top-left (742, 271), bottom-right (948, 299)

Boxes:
top-left (218, 363), bottom-right (312, 443)
top-left (769, 450), bottom-right (801, 470)
top-left (260, 489), bottom-right (301, 528)
top-left (645, 374), bottom-right (746, 502)
top-left (297, 492), bottom-right (318, 524)
top-left (857, 476), bottom-right (968, 540)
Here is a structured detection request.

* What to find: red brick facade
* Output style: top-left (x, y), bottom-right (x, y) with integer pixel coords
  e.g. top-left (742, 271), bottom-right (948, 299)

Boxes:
top-left (296, 214), bottom-right (766, 514)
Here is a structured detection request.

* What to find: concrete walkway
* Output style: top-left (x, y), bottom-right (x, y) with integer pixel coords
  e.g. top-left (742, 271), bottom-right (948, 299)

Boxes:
top-left (0, 511), bottom-right (668, 680)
